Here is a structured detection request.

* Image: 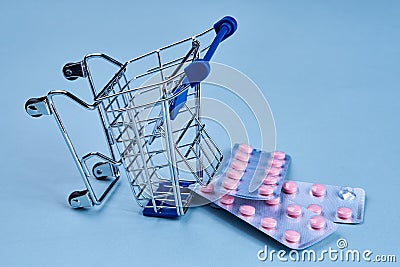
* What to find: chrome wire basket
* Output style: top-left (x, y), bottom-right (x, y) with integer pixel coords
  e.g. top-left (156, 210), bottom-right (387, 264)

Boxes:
top-left (26, 16), bottom-right (237, 217)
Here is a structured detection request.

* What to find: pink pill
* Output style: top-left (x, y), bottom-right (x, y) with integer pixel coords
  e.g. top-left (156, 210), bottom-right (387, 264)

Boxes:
top-left (238, 144), bottom-right (253, 154)
top-left (200, 184), bottom-right (214, 194)
top-left (287, 204), bottom-right (302, 218)
top-left (269, 159), bottom-right (285, 168)
top-left (226, 168), bottom-right (243, 180)
top-left (265, 197), bottom-right (281, 206)
top-left (223, 178), bottom-right (238, 190)
top-left (309, 215), bottom-right (325, 230)
top-left (337, 207), bottom-right (352, 220)
top-left (273, 151), bottom-right (286, 160)
top-left (266, 167), bottom-right (281, 176)
top-left (263, 176), bottom-right (278, 185)
top-left (307, 204), bottom-right (322, 215)
top-left (240, 205), bottom-right (256, 216)
top-left (284, 230), bottom-right (300, 243)
top-left (282, 181), bottom-right (297, 194)
top-left (220, 194), bottom-right (235, 205)
top-left (261, 217), bottom-right (277, 230)
top-left (235, 151), bottom-right (250, 162)
top-left (311, 184), bottom-right (326, 197)
top-left (258, 185), bottom-right (274, 196)
top-left (230, 159), bottom-right (247, 171)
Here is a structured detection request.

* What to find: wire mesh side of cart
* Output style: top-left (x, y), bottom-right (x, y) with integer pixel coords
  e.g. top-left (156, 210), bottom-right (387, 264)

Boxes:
top-left (90, 32), bottom-right (224, 216)
top-left (25, 17), bottom-right (236, 212)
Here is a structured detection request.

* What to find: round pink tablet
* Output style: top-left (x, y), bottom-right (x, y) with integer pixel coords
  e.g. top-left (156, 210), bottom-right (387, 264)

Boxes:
top-left (240, 205), bottom-right (255, 216)
top-left (273, 151), bottom-right (286, 160)
top-left (266, 167), bottom-right (281, 176)
top-left (269, 159), bottom-right (285, 168)
top-left (263, 175), bottom-right (278, 185)
top-left (223, 178), bottom-right (238, 190)
top-left (261, 217), bottom-right (277, 230)
top-left (258, 185), bottom-right (274, 196)
top-left (309, 215), bottom-right (325, 230)
top-left (230, 159), bottom-right (247, 171)
top-left (226, 168), bottom-right (243, 180)
top-left (284, 230), bottom-right (300, 243)
top-left (282, 181), bottom-right (297, 194)
top-left (220, 194), bottom-right (235, 205)
top-left (200, 184), bottom-right (214, 194)
top-left (235, 151), bottom-right (250, 162)
top-left (265, 197), bottom-right (281, 206)
top-left (238, 144), bottom-right (253, 154)
top-left (311, 184), bottom-right (326, 197)
top-left (287, 204), bottom-right (302, 218)
top-left (337, 207), bottom-right (352, 220)
top-left (307, 204), bottom-right (322, 215)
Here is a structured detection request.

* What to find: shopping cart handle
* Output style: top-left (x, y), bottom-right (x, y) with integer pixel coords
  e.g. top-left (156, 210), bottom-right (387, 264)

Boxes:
top-left (170, 16), bottom-right (237, 120)
top-left (184, 16), bottom-right (237, 86)
top-left (204, 16), bottom-right (237, 61)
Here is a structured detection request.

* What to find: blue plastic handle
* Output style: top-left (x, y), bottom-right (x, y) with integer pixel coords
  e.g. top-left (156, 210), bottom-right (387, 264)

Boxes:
top-left (169, 16), bottom-right (237, 119)
top-left (184, 16), bottom-right (238, 86)
top-left (204, 16), bottom-right (238, 61)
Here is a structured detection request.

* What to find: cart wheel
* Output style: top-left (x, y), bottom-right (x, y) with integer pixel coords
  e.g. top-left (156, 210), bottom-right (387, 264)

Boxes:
top-left (68, 190), bottom-right (89, 208)
top-left (26, 101), bottom-right (42, 117)
top-left (65, 75), bottom-right (78, 81)
top-left (92, 162), bottom-right (107, 180)
top-left (92, 162), bottom-right (118, 180)
top-left (63, 62), bottom-right (84, 81)
top-left (25, 97), bottom-right (51, 117)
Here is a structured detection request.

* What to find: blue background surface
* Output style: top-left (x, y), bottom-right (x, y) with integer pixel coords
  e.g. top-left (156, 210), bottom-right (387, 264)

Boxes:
top-left (1, 1), bottom-right (399, 266)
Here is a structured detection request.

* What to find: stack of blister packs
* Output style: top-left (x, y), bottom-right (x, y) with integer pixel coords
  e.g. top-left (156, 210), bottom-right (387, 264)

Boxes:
top-left (190, 144), bottom-right (365, 249)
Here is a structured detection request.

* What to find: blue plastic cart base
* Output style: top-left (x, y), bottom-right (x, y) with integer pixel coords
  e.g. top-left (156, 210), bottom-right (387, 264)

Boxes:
top-left (142, 181), bottom-right (194, 218)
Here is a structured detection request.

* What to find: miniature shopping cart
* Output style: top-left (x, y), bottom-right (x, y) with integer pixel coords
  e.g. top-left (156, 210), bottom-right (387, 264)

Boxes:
top-left (25, 16), bottom-right (237, 217)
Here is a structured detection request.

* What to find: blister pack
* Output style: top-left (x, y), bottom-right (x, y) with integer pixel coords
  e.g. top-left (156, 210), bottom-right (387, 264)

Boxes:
top-left (212, 144), bottom-right (291, 200)
top-left (191, 184), bottom-right (338, 249)
top-left (281, 180), bottom-right (365, 224)
top-left (229, 144), bottom-right (288, 170)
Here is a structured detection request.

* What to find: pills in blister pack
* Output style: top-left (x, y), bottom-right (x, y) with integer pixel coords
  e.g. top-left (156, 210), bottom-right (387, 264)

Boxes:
top-left (281, 180), bottom-right (365, 224)
top-left (191, 184), bottom-right (338, 249)
top-left (230, 144), bottom-right (288, 171)
top-left (212, 144), bottom-right (291, 200)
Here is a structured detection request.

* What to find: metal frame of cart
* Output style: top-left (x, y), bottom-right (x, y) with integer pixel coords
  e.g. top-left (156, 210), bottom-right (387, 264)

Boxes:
top-left (26, 16), bottom-right (237, 217)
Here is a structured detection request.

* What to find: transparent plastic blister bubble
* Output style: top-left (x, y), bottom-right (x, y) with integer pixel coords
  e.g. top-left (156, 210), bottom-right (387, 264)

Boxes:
top-left (190, 184), bottom-right (338, 250)
top-left (213, 144), bottom-right (291, 200)
top-left (281, 180), bottom-right (365, 224)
